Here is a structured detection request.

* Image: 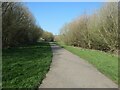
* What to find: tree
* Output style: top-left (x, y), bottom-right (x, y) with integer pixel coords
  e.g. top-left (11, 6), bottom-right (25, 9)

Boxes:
top-left (42, 31), bottom-right (54, 42)
top-left (58, 2), bottom-right (118, 53)
top-left (2, 2), bottom-right (43, 48)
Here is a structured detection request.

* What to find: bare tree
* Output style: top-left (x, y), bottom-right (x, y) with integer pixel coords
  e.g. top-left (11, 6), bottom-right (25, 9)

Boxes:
top-left (58, 2), bottom-right (118, 53)
top-left (2, 2), bottom-right (44, 48)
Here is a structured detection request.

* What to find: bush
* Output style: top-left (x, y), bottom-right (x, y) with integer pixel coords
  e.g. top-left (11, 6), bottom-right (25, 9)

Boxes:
top-left (2, 2), bottom-right (43, 48)
top-left (59, 2), bottom-right (118, 53)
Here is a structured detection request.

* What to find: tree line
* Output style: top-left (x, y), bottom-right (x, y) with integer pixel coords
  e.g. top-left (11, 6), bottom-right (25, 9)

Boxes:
top-left (57, 2), bottom-right (118, 53)
top-left (2, 2), bottom-right (54, 48)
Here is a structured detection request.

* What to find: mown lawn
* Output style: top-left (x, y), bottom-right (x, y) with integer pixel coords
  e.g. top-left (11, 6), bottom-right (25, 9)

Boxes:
top-left (57, 42), bottom-right (118, 84)
top-left (2, 42), bottom-right (52, 88)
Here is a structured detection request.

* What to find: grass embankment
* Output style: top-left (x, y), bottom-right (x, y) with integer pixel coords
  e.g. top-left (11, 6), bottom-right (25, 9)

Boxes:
top-left (57, 42), bottom-right (118, 84)
top-left (2, 42), bottom-right (52, 88)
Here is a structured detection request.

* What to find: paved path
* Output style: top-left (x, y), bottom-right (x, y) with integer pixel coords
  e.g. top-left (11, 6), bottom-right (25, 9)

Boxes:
top-left (39, 43), bottom-right (118, 88)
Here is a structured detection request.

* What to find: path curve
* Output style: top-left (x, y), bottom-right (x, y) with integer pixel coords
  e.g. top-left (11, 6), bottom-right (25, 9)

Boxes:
top-left (39, 43), bottom-right (117, 88)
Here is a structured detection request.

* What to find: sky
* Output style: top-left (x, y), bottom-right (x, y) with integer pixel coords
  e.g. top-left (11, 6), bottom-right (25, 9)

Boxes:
top-left (25, 2), bottom-right (103, 35)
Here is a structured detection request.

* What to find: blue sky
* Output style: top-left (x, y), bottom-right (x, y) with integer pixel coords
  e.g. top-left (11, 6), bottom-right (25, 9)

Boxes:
top-left (25, 2), bottom-right (103, 35)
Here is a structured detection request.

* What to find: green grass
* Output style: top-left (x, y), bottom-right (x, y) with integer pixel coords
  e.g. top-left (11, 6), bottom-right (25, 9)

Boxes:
top-left (57, 42), bottom-right (118, 84)
top-left (2, 42), bottom-right (52, 88)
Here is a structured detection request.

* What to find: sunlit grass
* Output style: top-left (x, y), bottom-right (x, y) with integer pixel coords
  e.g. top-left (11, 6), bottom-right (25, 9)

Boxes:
top-left (57, 42), bottom-right (118, 84)
top-left (2, 42), bottom-right (52, 88)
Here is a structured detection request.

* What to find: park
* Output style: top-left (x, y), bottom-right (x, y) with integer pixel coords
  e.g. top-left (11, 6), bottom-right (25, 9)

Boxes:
top-left (2, 2), bottom-right (119, 89)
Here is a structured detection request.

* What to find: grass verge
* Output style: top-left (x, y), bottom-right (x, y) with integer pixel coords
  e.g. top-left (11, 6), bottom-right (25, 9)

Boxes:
top-left (57, 42), bottom-right (118, 84)
top-left (2, 42), bottom-right (52, 88)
